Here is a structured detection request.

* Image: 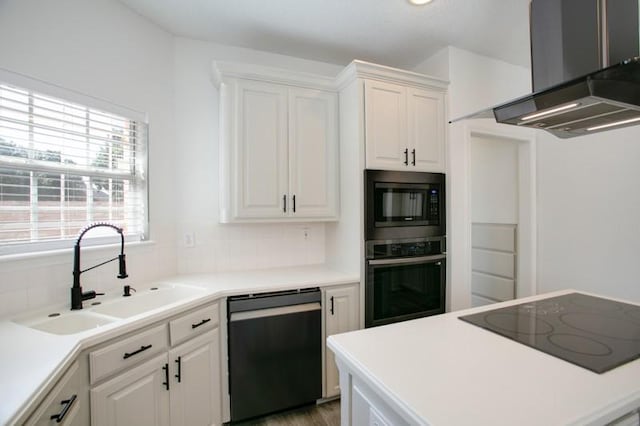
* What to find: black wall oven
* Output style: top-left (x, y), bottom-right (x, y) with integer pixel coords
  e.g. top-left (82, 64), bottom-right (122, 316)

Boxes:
top-left (365, 170), bottom-right (445, 240)
top-left (364, 170), bottom-right (446, 328)
top-left (365, 237), bottom-right (446, 327)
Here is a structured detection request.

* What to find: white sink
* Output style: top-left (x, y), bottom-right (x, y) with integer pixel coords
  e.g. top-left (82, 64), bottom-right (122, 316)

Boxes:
top-left (15, 311), bottom-right (116, 335)
top-left (90, 284), bottom-right (205, 318)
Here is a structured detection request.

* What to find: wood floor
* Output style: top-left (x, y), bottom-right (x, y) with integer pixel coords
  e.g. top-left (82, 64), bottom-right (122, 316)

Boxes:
top-left (233, 400), bottom-right (340, 426)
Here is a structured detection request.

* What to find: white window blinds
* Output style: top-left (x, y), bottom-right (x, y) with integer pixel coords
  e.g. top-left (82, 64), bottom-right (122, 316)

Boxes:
top-left (0, 82), bottom-right (148, 254)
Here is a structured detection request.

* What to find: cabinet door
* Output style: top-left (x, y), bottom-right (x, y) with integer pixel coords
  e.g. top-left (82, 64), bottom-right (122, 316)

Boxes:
top-left (91, 354), bottom-right (170, 426)
top-left (364, 80), bottom-right (408, 171)
top-left (325, 284), bottom-right (359, 398)
top-left (288, 88), bottom-right (339, 219)
top-left (407, 87), bottom-right (445, 172)
top-left (26, 361), bottom-right (88, 426)
top-left (169, 329), bottom-right (221, 426)
top-left (234, 79), bottom-right (289, 219)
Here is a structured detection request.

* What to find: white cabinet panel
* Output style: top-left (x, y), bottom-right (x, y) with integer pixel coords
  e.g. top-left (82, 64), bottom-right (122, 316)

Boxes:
top-left (364, 80), bottom-right (446, 173)
top-left (472, 223), bottom-right (516, 252)
top-left (324, 284), bottom-right (359, 398)
top-left (364, 80), bottom-right (408, 170)
top-left (289, 88), bottom-right (339, 218)
top-left (472, 249), bottom-right (516, 279)
top-left (169, 330), bottom-right (221, 426)
top-left (472, 272), bottom-right (515, 301)
top-left (91, 354), bottom-right (170, 426)
top-left (234, 80), bottom-right (289, 219)
top-left (217, 69), bottom-right (340, 222)
top-left (408, 87), bottom-right (445, 172)
top-left (26, 361), bottom-right (88, 426)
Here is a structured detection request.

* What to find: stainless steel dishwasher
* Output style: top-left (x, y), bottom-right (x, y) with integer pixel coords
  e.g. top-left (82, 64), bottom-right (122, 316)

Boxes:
top-left (227, 287), bottom-right (322, 422)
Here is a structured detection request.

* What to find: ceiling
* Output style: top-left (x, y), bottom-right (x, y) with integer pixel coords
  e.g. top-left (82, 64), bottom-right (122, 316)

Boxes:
top-left (118, 0), bottom-right (532, 70)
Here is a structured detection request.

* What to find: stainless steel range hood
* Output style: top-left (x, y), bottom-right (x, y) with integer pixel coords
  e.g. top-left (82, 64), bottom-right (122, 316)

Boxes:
top-left (454, 0), bottom-right (640, 138)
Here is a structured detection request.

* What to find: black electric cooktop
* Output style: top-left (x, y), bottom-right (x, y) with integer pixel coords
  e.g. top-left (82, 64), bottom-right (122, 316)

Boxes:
top-left (459, 293), bottom-right (640, 373)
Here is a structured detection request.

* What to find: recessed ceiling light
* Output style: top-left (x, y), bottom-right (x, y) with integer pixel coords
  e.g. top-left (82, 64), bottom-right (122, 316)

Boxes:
top-left (408, 0), bottom-right (434, 5)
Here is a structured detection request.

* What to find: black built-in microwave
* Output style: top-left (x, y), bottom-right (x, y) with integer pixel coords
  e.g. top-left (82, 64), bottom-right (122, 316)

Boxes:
top-left (365, 170), bottom-right (445, 240)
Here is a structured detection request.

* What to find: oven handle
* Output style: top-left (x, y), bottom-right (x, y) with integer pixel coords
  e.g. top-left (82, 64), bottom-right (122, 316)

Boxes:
top-left (368, 254), bottom-right (446, 266)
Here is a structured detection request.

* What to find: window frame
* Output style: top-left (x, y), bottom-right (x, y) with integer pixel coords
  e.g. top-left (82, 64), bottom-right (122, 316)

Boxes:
top-left (0, 68), bottom-right (149, 256)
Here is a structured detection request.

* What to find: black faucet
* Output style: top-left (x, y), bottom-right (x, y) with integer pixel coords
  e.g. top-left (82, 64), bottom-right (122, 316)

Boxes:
top-left (71, 222), bottom-right (129, 310)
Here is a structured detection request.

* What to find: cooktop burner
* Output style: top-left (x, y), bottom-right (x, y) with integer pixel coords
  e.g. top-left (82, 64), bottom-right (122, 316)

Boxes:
top-left (459, 293), bottom-right (640, 373)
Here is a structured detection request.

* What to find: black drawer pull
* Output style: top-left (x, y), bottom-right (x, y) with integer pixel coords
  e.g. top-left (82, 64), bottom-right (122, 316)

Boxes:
top-left (175, 356), bottom-right (182, 383)
top-left (191, 318), bottom-right (211, 329)
top-left (50, 394), bottom-right (76, 423)
top-left (162, 363), bottom-right (170, 390)
top-left (123, 344), bottom-right (152, 359)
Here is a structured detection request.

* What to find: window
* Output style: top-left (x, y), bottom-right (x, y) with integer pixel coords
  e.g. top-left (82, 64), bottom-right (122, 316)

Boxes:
top-left (0, 81), bottom-right (148, 255)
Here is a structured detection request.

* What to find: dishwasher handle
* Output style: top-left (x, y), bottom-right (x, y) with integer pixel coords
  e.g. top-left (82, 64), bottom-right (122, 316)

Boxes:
top-left (229, 302), bottom-right (321, 322)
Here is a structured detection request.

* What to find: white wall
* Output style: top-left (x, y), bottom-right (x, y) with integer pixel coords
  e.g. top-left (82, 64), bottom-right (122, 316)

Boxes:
top-left (172, 37), bottom-right (344, 274)
top-left (414, 47), bottom-right (531, 311)
top-left (470, 134), bottom-right (519, 224)
top-left (536, 127), bottom-right (640, 302)
top-left (0, 0), bottom-right (177, 317)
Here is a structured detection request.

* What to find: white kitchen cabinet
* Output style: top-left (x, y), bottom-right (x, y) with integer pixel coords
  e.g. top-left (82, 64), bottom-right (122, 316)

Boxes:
top-left (169, 330), bottom-right (221, 426)
top-left (91, 354), bottom-right (170, 426)
top-left (364, 80), bottom-right (408, 170)
top-left (25, 360), bottom-right (89, 426)
top-left (214, 62), bottom-right (339, 222)
top-left (288, 87), bottom-right (339, 218)
top-left (324, 283), bottom-right (359, 398)
top-left (337, 61), bottom-right (448, 174)
top-left (407, 87), bottom-right (446, 172)
top-left (365, 80), bottom-right (446, 172)
top-left (90, 301), bottom-right (222, 426)
top-left (232, 79), bottom-right (289, 220)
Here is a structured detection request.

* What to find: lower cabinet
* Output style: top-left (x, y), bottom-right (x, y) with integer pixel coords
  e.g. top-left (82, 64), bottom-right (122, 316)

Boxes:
top-left (169, 330), bottom-right (221, 426)
top-left (91, 354), bottom-right (170, 426)
top-left (25, 359), bottom-right (90, 426)
top-left (90, 302), bottom-right (222, 426)
top-left (324, 283), bottom-right (359, 398)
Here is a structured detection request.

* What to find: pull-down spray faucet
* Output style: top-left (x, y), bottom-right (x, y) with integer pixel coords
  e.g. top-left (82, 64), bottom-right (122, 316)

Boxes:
top-left (71, 222), bottom-right (128, 310)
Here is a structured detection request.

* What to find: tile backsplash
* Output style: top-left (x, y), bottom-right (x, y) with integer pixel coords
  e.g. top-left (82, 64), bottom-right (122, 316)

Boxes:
top-left (0, 241), bottom-right (177, 319)
top-left (0, 223), bottom-right (327, 318)
top-left (176, 222), bottom-right (326, 274)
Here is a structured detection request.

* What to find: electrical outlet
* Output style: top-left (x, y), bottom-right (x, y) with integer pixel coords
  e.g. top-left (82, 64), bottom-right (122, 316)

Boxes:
top-left (183, 232), bottom-right (195, 248)
top-left (301, 227), bottom-right (309, 241)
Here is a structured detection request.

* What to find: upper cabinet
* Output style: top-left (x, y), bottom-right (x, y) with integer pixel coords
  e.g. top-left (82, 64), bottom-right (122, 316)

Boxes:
top-left (340, 61), bottom-right (448, 173)
top-left (213, 62), bottom-right (339, 223)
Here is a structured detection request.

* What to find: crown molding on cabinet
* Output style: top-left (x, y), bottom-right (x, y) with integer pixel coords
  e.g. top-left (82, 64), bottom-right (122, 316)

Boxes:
top-left (211, 61), bottom-right (337, 91)
top-left (335, 60), bottom-right (449, 91)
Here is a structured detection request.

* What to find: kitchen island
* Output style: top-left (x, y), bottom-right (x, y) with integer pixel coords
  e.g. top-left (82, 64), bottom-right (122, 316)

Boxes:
top-left (327, 290), bottom-right (640, 426)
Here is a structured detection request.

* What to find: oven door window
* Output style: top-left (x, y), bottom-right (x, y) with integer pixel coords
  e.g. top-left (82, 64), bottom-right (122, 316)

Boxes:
top-left (374, 183), bottom-right (439, 227)
top-left (368, 259), bottom-right (445, 326)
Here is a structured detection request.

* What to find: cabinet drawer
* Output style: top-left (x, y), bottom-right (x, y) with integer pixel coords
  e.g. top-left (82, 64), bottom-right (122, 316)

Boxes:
top-left (170, 303), bottom-right (219, 346)
top-left (25, 361), bottom-right (83, 426)
top-left (90, 324), bottom-right (168, 384)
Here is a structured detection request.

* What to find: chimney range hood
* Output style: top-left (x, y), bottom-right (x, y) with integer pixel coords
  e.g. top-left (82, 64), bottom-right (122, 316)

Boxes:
top-left (454, 0), bottom-right (640, 138)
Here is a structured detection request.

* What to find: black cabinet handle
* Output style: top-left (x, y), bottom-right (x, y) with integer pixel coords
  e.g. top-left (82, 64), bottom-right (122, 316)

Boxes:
top-left (404, 148), bottom-right (409, 165)
top-left (191, 318), bottom-right (211, 329)
top-left (123, 344), bottom-right (152, 360)
top-left (162, 363), bottom-right (170, 390)
top-left (50, 394), bottom-right (76, 423)
top-left (412, 149), bottom-right (416, 166)
top-left (293, 195), bottom-right (296, 213)
top-left (330, 296), bottom-right (335, 315)
top-left (283, 194), bottom-right (287, 213)
top-left (175, 356), bottom-right (182, 383)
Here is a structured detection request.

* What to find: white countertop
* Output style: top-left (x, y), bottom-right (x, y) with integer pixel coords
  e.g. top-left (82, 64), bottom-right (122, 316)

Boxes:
top-left (328, 290), bottom-right (640, 426)
top-left (0, 264), bottom-right (358, 425)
